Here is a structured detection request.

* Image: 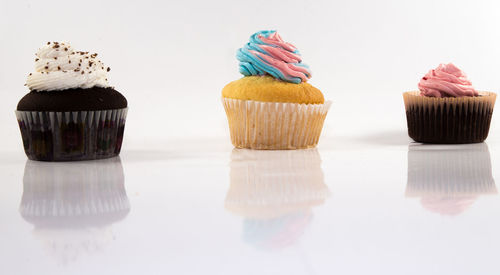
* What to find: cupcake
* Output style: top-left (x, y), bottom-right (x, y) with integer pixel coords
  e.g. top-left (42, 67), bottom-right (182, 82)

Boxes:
top-left (225, 149), bottom-right (330, 249)
top-left (406, 143), bottom-right (497, 215)
top-left (222, 30), bottom-right (331, 150)
top-left (403, 63), bottom-right (496, 144)
top-left (16, 42), bottom-right (127, 161)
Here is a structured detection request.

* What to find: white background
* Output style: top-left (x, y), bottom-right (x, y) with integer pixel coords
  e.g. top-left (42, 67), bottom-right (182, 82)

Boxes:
top-left (2, 1), bottom-right (500, 275)
top-left (1, 0), bottom-right (500, 150)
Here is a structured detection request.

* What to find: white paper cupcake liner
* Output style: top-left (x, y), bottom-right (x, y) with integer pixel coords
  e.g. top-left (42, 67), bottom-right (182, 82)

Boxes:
top-left (222, 98), bottom-right (331, 150)
top-left (15, 108), bottom-right (127, 161)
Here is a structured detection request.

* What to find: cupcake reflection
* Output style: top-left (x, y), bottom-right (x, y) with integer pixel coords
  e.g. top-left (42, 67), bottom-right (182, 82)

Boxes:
top-left (225, 149), bottom-right (330, 249)
top-left (406, 143), bottom-right (497, 215)
top-left (20, 157), bottom-right (130, 264)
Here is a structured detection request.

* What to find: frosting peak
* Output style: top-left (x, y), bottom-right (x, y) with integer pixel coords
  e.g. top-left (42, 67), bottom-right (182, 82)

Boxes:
top-left (237, 30), bottom-right (311, 84)
top-left (418, 63), bottom-right (477, 98)
top-left (26, 42), bottom-right (111, 92)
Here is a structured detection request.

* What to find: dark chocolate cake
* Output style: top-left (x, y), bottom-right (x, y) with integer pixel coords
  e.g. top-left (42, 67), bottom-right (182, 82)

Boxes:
top-left (17, 87), bottom-right (127, 112)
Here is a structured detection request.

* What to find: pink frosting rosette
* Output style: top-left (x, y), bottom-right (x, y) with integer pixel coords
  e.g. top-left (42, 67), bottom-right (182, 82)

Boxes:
top-left (418, 63), bottom-right (478, 98)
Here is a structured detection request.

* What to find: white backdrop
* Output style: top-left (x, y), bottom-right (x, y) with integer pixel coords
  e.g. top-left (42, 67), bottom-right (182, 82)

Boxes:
top-left (1, 0), bottom-right (500, 151)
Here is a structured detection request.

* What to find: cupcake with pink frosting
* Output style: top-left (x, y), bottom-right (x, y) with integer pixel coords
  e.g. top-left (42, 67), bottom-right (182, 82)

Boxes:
top-left (403, 63), bottom-right (496, 143)
top-left (222, 30), bottom-right (331, 150)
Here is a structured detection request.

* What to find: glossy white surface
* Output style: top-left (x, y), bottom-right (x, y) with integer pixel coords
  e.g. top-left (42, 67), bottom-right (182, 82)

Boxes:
top-left (2, 135), bottom-right (500, 275)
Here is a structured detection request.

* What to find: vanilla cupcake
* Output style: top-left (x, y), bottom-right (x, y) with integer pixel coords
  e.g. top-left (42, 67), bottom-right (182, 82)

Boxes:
top-left (16, 42), bottom-right (127, 161)
top-left (403, 63), bottom-right (496, 144)
top-left (222, 31), bottom-right (331, 150)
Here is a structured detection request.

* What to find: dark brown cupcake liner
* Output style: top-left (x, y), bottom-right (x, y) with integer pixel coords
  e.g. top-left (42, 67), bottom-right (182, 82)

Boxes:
top-left (403, 91), bottom-right (496, 144)
top-left (15, 108), bottom-right (127, 161)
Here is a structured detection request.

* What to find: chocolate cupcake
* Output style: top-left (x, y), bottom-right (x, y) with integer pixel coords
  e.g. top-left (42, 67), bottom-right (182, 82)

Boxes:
top-left (403, 63), bottom-right (496, 144)
top-left (16, 42), bottom-right (127, 161)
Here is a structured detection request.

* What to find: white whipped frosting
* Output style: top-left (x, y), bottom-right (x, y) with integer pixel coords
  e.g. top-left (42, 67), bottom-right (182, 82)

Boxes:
top-left (26, 42), bottom-right (111, 91)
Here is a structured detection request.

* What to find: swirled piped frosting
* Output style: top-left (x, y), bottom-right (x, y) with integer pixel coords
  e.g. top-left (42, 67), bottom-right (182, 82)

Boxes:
top-left (418, 63), bottom-right (477, 98)
top-left (26, 42), bottom-right (111, 91)
top-left (237, 30), bottom-right (311, 84)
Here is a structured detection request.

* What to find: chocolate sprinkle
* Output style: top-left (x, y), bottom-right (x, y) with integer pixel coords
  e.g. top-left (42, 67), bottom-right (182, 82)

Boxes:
top-left (107, 67), bottom-right (111, 72)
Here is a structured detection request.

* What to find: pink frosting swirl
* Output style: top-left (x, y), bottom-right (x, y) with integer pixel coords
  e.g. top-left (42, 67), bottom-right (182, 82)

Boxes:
top-left (418, 63), bottom-right (477, 98)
